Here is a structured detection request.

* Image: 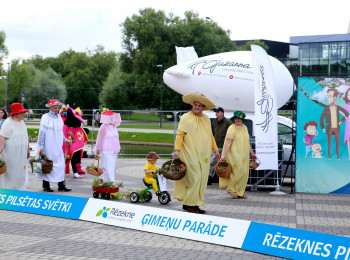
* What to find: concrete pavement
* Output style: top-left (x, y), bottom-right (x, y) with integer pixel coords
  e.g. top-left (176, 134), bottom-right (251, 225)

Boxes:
top-left (1, 158), bottom-right (349, 259)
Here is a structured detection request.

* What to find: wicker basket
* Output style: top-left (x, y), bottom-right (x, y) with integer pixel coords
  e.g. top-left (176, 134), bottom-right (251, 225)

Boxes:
top-left (161, 159), bottom-right (186, 180)
top-left (0, 160), bottom-right (7, 175)
top-left (214, 159), bottom-right (232, 178)
top-left (249, 159), bottom-right (261, 170)
top-left (86, 159), bottom-right (102, 176)
top-left (41, 158), bottom-right (53, 174)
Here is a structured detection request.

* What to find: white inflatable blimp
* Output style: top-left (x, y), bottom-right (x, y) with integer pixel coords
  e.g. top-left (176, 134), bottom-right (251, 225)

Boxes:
top-left (163, 47), bottom-right (293, 112)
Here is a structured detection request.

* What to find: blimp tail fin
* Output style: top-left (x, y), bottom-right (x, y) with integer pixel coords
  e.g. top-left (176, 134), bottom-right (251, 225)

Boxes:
top-left (175, 46), bottom-right (198, 64)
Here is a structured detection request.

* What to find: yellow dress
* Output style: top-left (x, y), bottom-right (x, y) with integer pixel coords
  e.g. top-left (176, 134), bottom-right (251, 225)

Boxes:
top-left (174, 112), bottom-right (213, 206)
top-left (219, 124), bottom-right (250, 196)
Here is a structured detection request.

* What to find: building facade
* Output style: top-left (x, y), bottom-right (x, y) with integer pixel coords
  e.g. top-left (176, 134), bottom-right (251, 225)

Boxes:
top-left (290, 34), bottom-right (350, 77)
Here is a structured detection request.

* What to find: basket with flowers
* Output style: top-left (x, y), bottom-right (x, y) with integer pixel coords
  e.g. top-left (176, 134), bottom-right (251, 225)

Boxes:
top-left (86, 159), bottom-right (103, 176)
top-left (0, 160), bottom-right (7, 175)
top-left (161, 159), bottom-right (186, 180)
top-left (214, 159), bottom-right (232, 178)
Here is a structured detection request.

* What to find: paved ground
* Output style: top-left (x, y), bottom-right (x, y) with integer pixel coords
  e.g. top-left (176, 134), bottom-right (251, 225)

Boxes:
top-left (1, 158), bottom-right (350, 259)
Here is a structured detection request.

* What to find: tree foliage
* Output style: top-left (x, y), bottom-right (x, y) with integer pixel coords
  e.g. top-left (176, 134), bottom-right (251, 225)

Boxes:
top-left (8, 59), bottom-right (35, 104)
top-left (26, 67), bottom-right (66, 109)
top-left (0, 31), bottom-right (9, 66)
top-left (237, 40), bottom-right (269, 51)
top-left (111, 8), bottom-right (237, 110)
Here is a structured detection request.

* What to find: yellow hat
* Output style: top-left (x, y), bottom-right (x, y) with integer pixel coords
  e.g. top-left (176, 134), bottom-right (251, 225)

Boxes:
top-left (182, 94), bottom-right (216, 110)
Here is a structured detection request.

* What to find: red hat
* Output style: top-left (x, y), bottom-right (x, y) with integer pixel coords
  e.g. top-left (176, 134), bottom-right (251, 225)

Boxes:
top-left (9, 103), bottom-right (29, 115)
top-left (45, 99), bottom-right (63, 108)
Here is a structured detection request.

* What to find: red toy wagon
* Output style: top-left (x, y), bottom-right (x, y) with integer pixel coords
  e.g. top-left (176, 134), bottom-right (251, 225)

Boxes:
top-left (92, 185), bottom-right (119, 200)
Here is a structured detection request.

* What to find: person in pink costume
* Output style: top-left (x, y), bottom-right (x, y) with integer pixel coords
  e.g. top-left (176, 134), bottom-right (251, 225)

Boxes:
top-left (343, 88), bottom-right (350, 160)
top-left (62, 106), bottom-right (88, 179)
top-left (94, 110), bottom-right (121, 183)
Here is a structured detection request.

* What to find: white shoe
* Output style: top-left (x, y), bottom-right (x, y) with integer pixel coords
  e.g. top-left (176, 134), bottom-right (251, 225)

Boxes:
top-left (74, 173), bottom-right (83, 179)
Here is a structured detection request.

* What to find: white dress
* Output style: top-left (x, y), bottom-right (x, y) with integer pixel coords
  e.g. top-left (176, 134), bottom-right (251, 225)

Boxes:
top-left (0, 118), bottom-right (29, 190)
top-left (35, 113), bottom-right (65, 182)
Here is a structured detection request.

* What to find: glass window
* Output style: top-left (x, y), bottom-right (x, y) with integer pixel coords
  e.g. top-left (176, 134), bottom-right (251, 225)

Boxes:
top-left (300, 60), bottom-right (310, 74)
top-left (322, 43), bottom-right (329, 59)
top-left (339, 42), bottom-right (347, 59)
top-left (278, 124), bottom-right (292, 145)
top-left (310, 43), bottom-right (321, 60)
top-left (299, 44), bottom-right (309, 60)
top-left (329, 43), bottom-right (338, 59)
top-left (330, 60), bottom-right (340, 74)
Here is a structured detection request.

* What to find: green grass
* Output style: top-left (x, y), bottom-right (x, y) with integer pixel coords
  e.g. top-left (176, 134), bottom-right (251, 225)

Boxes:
top-left (118, 124), bottom-right (175, 130)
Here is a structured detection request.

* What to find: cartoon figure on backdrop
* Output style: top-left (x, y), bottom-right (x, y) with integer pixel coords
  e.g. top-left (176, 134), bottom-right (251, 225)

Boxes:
top-left (62, 106), bottom-right (89, 178)
top-left (94, 110), bottom-right (121, 183)
top-left (320, 88), bottom-right (349, 160)
top-left (343, 88), bottom-right (350, 160)
top-left (303, 120), bottom-right (318, 158)
top-left (311, 143), bottom-right (324, 158)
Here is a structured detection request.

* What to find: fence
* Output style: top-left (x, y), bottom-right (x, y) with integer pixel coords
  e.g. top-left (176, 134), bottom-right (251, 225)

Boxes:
top-left (26, 109), bottom-right (295, 188)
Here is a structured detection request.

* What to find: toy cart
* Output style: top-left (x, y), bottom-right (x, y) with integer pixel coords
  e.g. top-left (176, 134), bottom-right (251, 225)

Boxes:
top-left (92, 185), bottom-right (119, 200)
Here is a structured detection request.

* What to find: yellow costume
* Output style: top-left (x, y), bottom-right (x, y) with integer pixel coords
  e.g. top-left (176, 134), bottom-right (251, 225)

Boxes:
top-left (174, 111), bottom-right (217, 206)
top-left (144, 161), bottom-right (158, 192)
top-left (219, 124), bottom-right (250, 196)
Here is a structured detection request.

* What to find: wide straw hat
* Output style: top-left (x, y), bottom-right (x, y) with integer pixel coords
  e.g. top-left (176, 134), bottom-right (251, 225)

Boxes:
top-left (45, 99), bottom-right (63, 108)
top-left (9, 103), bottom-right (29, 115)
top-left (182, 94), bottom-right (216, 110)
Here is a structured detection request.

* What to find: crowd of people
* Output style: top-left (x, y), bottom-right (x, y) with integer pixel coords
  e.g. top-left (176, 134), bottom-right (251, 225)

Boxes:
top-left (0, 93), bottom-right (258, 215)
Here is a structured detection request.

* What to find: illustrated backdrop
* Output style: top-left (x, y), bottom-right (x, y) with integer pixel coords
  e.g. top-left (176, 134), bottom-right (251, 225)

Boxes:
top-left (296, 78), bottom-right (350, 194)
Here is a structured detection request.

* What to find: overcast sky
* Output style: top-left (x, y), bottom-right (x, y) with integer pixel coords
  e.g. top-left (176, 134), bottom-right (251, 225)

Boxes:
top-left (1, 0), bottom-right (350, 68)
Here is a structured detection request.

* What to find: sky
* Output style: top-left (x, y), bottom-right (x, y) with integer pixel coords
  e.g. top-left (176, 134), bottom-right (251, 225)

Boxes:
top-left (1, 0), bottom-right (350, 69)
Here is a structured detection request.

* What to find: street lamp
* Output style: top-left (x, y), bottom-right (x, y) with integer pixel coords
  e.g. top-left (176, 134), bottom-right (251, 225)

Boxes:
top-left (156, 64), bottom-right (164, 128)
top-left (206, 17), bottom-right (215, 54)
top-left (0, 75), bottom-right (7, 111)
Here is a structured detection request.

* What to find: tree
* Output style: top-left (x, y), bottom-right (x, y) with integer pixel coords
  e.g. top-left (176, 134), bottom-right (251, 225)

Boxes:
top-left (8, 59), bottom-right (35, 104)
top-left (26, 67), bottom-right (66, 109)
top-left (0, 31), bottom-right (9, 66)
top-left (237, 40), bottom-right (269, 51)
top-left (117, 8), bottom-right (236, 110)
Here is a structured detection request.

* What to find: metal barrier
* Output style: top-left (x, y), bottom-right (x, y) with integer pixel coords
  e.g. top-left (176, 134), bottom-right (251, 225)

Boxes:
top-left (26, 109), bottom-right (294, 188)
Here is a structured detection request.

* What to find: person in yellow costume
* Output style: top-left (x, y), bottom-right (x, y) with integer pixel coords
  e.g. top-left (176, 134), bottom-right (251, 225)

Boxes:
top-left (220, 111), bottom-right (257, 199)
top-left (172, 94), bottom-right (220, 214)
top-left (144, 152), bottom-right (160, 195)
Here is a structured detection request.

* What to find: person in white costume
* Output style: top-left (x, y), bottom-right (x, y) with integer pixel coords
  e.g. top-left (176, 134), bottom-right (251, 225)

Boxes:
top-left (0, 103), bottom-right (30, 190)
top-left (94, 110), bottom-right (121, 183)
top-left (36, 99), bottom-right (72, 192)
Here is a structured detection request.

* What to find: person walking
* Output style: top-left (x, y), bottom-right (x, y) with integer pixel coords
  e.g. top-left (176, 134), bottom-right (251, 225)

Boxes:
top-left (208, 107), bottom-right (231, 185)
top-left (94, 110), bottom-right (121, 183)
top-left (172, 94), bottom-right (220, 214)
top-left (0, 107), bottom-right (8, 129)
top-left (220, 111), bottom-right (257, 199)
top-left (36, 99), bottom-right (72, 192)
top-left (0, 103), bottom-right (30, 190)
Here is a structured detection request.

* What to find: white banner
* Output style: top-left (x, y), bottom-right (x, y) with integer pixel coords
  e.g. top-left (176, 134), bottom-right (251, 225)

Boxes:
top-left (251, 45), bottom-right (278, 170)
top-left (80, 198), bottom-right (251, 248)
